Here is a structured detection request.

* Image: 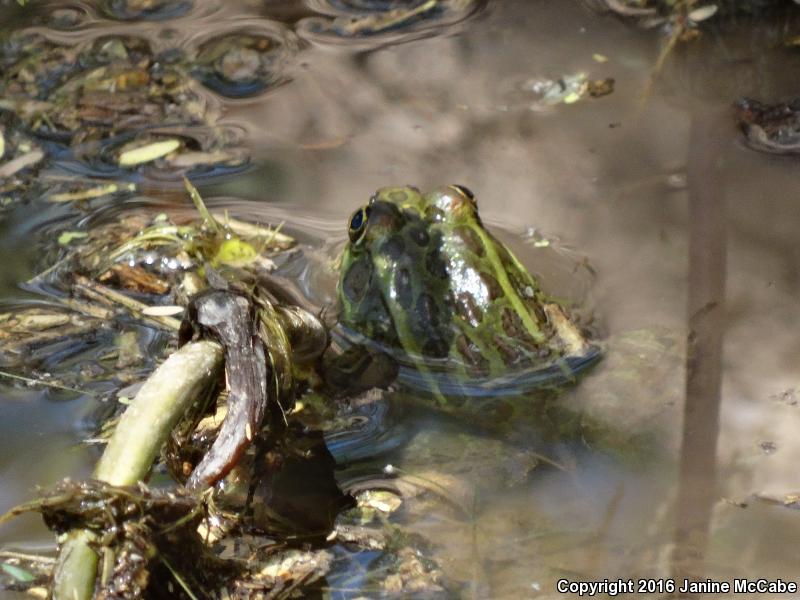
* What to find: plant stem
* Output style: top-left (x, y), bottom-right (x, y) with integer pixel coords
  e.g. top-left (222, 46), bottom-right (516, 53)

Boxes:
top-left (52, 340), bottom-right (224, 600)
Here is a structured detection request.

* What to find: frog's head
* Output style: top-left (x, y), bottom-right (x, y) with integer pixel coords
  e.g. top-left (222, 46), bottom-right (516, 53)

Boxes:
top-left (336, 185), bottom-right (598, 401)
top-left (341, 184), bottom-right (480, 281)
top-left (338, 185), bottom-right (451, 355)
top-left (346, 186), bottom-right (422, 248)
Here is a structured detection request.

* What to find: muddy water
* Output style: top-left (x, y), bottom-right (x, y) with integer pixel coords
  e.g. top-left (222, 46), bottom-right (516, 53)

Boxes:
top-left (1, 1), bottom-right (800, 598)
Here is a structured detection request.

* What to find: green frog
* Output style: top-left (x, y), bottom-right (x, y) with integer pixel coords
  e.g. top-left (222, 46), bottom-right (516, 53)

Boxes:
top-left (335, 185), bottom-right (599, 405)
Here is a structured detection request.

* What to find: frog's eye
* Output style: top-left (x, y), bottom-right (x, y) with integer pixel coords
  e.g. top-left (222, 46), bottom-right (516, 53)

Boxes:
top-left (449, 184), bottom-right (477, 205)
top-left (348, 206), bottom-right (370, 244)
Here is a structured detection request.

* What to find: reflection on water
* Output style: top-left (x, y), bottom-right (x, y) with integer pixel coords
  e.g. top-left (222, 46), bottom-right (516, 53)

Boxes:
top-left (99, 0), bottom-right (194, 21)
top-left (672, 110), bottom-right (728, 584)
top-left (2, 0), bottom-right (800, 597)
top-left (297, 0), bottom-right (487, 49)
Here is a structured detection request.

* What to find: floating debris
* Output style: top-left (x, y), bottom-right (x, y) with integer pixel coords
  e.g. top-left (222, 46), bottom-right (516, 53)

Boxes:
top-left (99, 0), bottom-right (194, 21)
top-left (0, 305), bottom-right (105, 369)
top-left (759, 440), bottom-right (778, 455)
top-left (770, 388), bottom-right (798, 406)
top-left (0, 479), bottom-right (229, 599)
top-left (688, 4), bottom-right (719, 24)
top-left (166, 148), bottom-right (247, 169)
top-left (357, 489), bottom-right (403, 514)
top-left (47, 182), bottom-right (137, 203)
top-left (57, 231), bottom-right (88, 245)
top-left (587, 77), bottom-right (615, 98)
top-left (141, 305), bottom-right (183, 317)
top-left (51, 190), bottom-right (295, 301)
top-left (117, 138), bottom-right (182, 166)
top-left (381, 547), bottom-right (447, 596)
top-left (0, 148), bottom-right (43, 177)
top-left (755, 492), bottom-right (800, 510)
top-left (736, 97), bottom-right (800, 155)
top-left (98, 263), bottom-right (171, 295)
top-left (0, 562), bottom-right (35, 584)
top-left (256, 549), bottom-right (333, 591)
top-left (0, 33), bottom-right (251, 183)
top-left (0, 117), bottom-right (46, 211)
top-left (297, 0), bottom-right (486, 49)
top-left (525, 72), bottom-right (589, 107)
top-left (512, 71), bottom-right (615, 110)
top-left (190, 29), bottom-right (299, 98)
top-left (583, 0), bottom-right (723, 28)
top-left (0, 551), bottom-right (52, 594)
top-left (582, 0), bottom-right (661, 26)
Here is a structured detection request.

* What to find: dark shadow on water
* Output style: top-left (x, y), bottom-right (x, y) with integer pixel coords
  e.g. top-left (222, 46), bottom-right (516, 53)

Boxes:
top-left (671, 109), bottom-right (728, 588)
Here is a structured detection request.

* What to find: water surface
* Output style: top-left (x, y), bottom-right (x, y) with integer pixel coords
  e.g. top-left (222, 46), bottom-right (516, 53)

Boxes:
top-left (1, 1), bottom-right (800, 598)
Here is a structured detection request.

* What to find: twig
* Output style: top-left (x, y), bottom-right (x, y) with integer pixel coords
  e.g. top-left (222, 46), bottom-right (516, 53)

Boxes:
top-left (0, 370), bottom-right (97, 396)
top-left (0, 550), bottom-right (56, 564)
top-left (160, 555), bottom-right (200, 600)
top-left (72, 274), bottom-right (182, 331)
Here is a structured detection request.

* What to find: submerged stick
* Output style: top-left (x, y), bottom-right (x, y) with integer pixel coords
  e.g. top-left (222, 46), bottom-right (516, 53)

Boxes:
top-left (52, 340), bottom-right (224, 600)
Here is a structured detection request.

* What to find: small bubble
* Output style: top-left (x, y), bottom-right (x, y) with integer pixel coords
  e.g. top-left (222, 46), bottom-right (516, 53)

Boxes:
top-left (666, 172), bottom-right (687, 189)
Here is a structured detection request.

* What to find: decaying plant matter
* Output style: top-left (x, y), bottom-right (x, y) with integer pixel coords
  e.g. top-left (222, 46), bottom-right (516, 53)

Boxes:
top-left (0, 176), bottom-right (455, 599)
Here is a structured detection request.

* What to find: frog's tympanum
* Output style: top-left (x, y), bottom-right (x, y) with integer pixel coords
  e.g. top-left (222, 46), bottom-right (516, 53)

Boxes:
top-left (336, 185), bottom-right (599, 403)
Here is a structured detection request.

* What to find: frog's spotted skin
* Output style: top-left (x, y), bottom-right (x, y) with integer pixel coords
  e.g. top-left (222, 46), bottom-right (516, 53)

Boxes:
top-left (337, 185), bottom-right (598, 401)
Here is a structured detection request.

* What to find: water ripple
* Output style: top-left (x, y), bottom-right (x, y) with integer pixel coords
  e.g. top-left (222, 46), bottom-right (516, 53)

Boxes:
top-left (183, 20), bottom-right (301, 99)
top-left (297, 0), bottom-right (487, 49)
top-left (98, 0), bottom-right (194, 22)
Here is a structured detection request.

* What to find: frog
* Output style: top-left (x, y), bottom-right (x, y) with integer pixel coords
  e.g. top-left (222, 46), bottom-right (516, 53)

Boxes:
top-left (334, 184), bottom-right (600, 406)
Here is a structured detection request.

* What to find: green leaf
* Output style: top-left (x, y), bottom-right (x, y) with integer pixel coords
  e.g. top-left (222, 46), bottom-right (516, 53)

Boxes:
top-left (1, 562), bottom-right (35, 583)
top-left (214, 238), bottom-right (257, 266)
top-left (183, 176), bottom-right (220, 235)
top-left (58, 231), bottom-right (89, 246)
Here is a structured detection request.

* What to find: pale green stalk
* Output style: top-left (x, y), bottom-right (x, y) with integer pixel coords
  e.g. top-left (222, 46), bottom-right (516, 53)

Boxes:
top-left (52, 341), bottom-right (224, 600)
